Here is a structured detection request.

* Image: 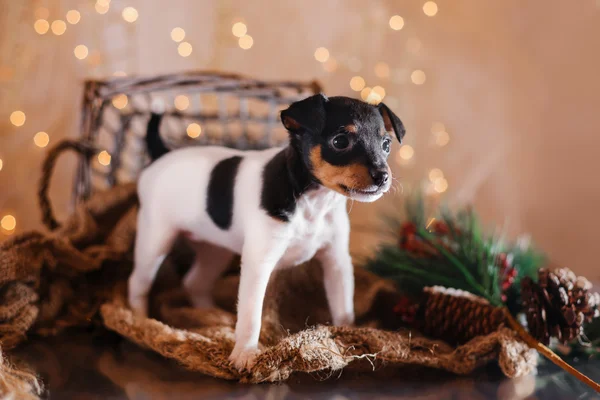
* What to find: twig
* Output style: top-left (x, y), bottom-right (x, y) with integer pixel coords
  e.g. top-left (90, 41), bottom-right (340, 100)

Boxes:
top-left (502, 307), bottom-right (600, 393)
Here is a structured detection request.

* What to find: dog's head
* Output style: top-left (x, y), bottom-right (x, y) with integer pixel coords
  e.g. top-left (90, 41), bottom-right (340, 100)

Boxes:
top-left (281, 94), bottom-right (405, 202)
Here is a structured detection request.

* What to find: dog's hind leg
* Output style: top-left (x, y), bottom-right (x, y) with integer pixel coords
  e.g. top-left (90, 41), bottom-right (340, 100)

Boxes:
top-left (183, 242), bottom-right (234, 308)
top-left (128, 208), bottom-right (176, 317)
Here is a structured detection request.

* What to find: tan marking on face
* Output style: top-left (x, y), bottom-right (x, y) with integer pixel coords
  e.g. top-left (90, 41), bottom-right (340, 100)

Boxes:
top-left (345, 124), bottom-right (358, 134)
top-left (309, 146), bottom-right (373, 194)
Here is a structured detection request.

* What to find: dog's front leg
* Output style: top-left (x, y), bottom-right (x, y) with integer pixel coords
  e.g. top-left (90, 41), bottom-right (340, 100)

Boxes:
top-left (317, 215), bottom-right (355, 326)
top-left (229, 234), bottom-right (287, 371)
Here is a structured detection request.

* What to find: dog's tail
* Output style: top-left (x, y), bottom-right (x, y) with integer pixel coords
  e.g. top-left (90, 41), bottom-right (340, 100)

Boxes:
top-left (146, 112), bottom-right (170, 161)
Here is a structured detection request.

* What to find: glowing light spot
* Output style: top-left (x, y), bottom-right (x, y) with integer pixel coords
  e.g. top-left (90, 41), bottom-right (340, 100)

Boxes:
top-left (314, 47), bottom-right (330, 63)
top-left (66, 10), bottom-right (81, 24)
top-left (74, 45), bottom-right (89, 60)
top-left (398, 145), bottom-right (414, 160)
top-left (0, 159), bottom-right (3, 171)
top-left (98, 150), bottom-right (111, 166)
top-left (34, 19), bottom-right (49, 34)
top-left (428, 168), bottom-right (444, 182)
top-left (111, 94), bottom-right (128, 109)
top-left (232, 22), bottom-right (247, 38)
top-left (187, 123), bottom-right (202, 138)
top-left (372, 85), bottom-right (386, 98)
top-left (113, 71), bottom-right (127, 77)
top-left (435, 131), bottom-right (450, 146)
top-left (411, 69), bottom-right (426, 85)
top-left (434, 178), bottom-right (448, 193)
top-left (174, 95), bottom-right (190, 111)
top-left (178, 42), bottom-right (192, 57)
top-left (10, 111), bottom-right (25, 127)
top-left (50, 20), bottom-right (67, 35)
top-left (34, 131), bottom-right (50, 148)
top-left (389, 15), bottom-right (404, 30)
top-left (171, 27), bottom-right (185, 42)
top-left (374, 62), bottom-right (390, 79)
top-left (360, 87), bottom-right (372, 101)
top-left (423, 1), bottom-right (438, 16)
top-left (95, 1), bottom-right (110, 14)
top-left (122, 7), bottom-right (138, 22)
top-left (238, 35), bottom-right (253, 49)
top-left (1, 215), bottom-right (16, 232)
top-left (349, 76), bottom-right (365, 91)
top-left (366, 91), bottom-right (382, 105)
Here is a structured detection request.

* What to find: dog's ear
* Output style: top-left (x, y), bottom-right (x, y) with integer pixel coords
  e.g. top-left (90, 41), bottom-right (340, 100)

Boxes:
top-left (378, 102), bottom-right (406, 143)
top-left (281, 93), bottom-right (328, 135)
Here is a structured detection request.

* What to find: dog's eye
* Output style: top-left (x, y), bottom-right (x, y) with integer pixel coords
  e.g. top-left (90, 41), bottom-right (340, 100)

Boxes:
top-left (331, 134), bottom-right (351, 151)
top-left (382, 138), bottom-right (391, 153)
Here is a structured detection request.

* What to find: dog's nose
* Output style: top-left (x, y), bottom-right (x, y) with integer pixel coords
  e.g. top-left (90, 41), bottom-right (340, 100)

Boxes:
top-left (370, 169), bottom-right (389, 186)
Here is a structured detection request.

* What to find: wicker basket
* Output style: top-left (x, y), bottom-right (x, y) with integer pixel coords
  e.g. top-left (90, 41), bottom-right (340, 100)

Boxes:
top-left (73, 71), bottom-right (321, 204)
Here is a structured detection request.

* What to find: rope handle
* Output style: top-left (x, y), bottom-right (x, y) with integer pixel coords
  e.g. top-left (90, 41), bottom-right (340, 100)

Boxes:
top-left (38, 139), bottom-right (97, 231)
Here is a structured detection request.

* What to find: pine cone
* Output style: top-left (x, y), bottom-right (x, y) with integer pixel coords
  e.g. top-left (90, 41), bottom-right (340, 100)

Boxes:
top-left (416, 286), bottom-right (506, 345)
top-left (521, 267), bottom-right (600, 345)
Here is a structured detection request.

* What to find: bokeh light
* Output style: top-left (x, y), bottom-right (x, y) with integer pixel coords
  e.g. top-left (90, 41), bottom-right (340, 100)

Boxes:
top-left (314, 47), bottom-right (330, 63)
top-left (238, 35), bottom-right (253, 49)
top-left (349, 76), bottom-right (365, 91)
top-left (171, 27), bottom-right (185, 42)
top-left (232, 22), bottom-right (247, 38)
top-left (51, 20), bottom-right (67, 35)
top-left (1, 215), bottom-right (16, 232)
top-left (74, 45), bottom-right (89, 60)
top-left (389, 15), bottom-right (404, 30)
top-left (187, 123), bottom-right (202, 138)
top-left (0, 159), bottom-right (3, 171)
top-left (122, 7), bottom-right (138, 23)
top-left (398, 145), bottom-right (414, 161)
top-left (429, 168), bottom-right (444, 182)
top-left (423, 1), bottom-right (439, 17)
top-left (435, 131), bottom-right (450, 146)
top-left (411, 69), bottom-right (426, 85)
top-left (174, 95), bottom-right (190, 111)
top-left (360, 87), bottom-right (372, 101)
top-left (434, 178), bottom-right (448, 193)
top-left (10, 111), bottom-right (25, 127)
top-left (34, 131), bottom-right (49, 148)
top-left (98, 150), bottom-right (111, 166)
top-left (34, 19), bottom-right (49, 35)
top-left (178, 42), bottom-right (193, 57)
top-left (111, 94), bottom-right (128, 109)
top-left (66, 10), bottom-right (81, 24)
top-left (95, 1), bottom-right (110, 14)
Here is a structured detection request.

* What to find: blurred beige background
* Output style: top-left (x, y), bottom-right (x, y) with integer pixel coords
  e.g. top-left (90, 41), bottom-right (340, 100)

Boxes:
top-left (1, 0), bottom-right (599, 278)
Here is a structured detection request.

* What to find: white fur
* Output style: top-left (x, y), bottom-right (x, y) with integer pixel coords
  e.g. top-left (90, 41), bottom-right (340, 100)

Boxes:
top-left (128, 145), bottom-right (368, 371)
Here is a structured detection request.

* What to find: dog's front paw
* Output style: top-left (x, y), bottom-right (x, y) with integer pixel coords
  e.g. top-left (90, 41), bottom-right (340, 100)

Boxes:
top-left (229, 345), bottom-right (260, 372)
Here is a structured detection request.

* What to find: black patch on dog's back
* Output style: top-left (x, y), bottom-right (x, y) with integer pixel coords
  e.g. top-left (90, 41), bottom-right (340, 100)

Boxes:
top-left (261, 148), bottom-right (313, 222)
top-left (206, 156), bottom-right (243, 229)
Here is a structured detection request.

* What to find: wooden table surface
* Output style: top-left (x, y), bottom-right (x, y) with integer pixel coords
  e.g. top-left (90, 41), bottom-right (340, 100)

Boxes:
top-left (12, 330), bottom-right (600, 400)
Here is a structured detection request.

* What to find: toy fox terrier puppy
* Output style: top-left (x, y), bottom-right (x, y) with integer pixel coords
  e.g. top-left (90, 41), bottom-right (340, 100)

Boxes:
top-left (128, 94), bottom-right (405, 371)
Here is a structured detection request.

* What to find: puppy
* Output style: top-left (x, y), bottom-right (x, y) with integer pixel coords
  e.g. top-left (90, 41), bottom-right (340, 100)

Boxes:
top-left (128, 94), bottom-right (405, 370)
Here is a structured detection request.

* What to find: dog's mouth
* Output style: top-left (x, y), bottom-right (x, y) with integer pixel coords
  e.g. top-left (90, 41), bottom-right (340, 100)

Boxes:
top-left (339, 185), bottom-right (381, 196)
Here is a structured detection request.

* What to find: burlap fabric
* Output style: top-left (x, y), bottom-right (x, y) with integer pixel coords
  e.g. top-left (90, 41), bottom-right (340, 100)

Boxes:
top-left (0, 181), bottom-right (538, 398)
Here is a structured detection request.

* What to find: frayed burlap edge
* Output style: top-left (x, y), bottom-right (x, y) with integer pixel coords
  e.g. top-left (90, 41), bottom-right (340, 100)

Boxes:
top-left (100, 299), bottom-right (537, 384)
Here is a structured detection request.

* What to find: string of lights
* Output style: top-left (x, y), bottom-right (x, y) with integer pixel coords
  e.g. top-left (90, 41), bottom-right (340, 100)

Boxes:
top-left (0, 0), bottom-right (451, 238)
